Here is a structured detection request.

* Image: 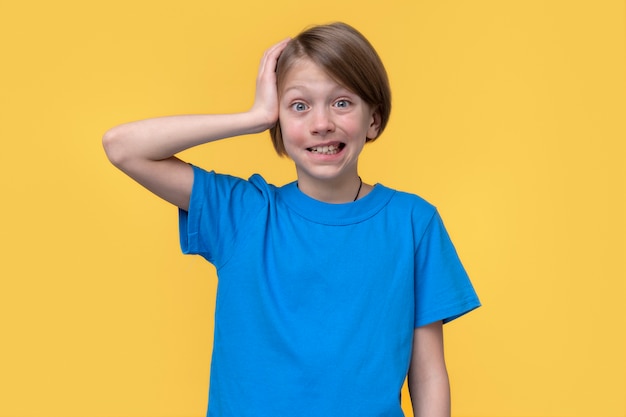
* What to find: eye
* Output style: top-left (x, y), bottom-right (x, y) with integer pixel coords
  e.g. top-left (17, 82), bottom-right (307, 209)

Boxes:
top-left (291, 102), bottom-right (308, 112)
top-left (334, 99), bottom-right (351, 108)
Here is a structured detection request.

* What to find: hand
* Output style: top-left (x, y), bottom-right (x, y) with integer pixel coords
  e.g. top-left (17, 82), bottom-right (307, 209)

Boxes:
top-left (250, 38), bottom-right (291, 131)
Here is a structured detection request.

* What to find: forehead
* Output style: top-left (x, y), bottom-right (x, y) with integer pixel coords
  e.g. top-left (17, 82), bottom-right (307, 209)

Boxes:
top-left (279, 57), bottom-right (351, 94)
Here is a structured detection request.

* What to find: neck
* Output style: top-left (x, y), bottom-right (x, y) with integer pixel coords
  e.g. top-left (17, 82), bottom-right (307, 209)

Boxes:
top-left (296, 174), bottom-right (365, 204)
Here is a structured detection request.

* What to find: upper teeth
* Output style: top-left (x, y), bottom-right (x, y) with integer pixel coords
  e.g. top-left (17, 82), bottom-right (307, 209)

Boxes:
top-left (310, 145), bottom-right (339, 154)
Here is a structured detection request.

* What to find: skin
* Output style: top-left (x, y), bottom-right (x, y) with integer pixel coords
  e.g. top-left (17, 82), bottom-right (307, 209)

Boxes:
top-left (278, 57), bottom-right (381, 203)
top-left (409, 321), bottom-right (451, 417)
top-left (102, 38), bottom-right (451, 417)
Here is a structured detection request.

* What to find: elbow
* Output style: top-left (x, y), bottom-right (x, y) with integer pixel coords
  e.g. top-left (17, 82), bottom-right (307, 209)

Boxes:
top-left (102, 126), bottom-right (129, 168)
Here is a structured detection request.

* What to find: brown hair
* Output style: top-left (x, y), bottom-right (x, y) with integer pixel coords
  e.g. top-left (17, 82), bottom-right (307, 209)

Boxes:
top-left (270, 22), bottom-right (392, 156)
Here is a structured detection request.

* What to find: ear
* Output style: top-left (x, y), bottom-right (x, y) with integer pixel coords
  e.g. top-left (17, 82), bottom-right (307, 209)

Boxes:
top-left (366, 106), bottom-right (382, 140)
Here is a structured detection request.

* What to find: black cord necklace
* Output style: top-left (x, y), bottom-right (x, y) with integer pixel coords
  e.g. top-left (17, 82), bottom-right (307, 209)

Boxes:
top-left (353, 176), bottom-right (363, 201)
top-left (296, 176), bottom-right (363, 202)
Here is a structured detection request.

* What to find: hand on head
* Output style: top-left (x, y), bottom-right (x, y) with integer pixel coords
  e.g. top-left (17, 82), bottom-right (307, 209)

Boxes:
top-left (250, 38), bottom-right (291, 131)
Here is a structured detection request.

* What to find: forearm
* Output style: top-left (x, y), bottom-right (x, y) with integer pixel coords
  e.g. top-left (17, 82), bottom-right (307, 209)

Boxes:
top-left (408, 321), bottom-right (450, 417)
top-left (408, 371), bottom-right (451, 417)
top-left (102, 111), bottom-right (271, 166)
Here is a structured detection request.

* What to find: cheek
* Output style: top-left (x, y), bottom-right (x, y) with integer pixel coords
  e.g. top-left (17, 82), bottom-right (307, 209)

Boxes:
top-left (279, 116), bottom-right (306, 143)
top-left (342, 116), bottom-right (368, 138)
top-left (279, 121), bottom-right (304, 160)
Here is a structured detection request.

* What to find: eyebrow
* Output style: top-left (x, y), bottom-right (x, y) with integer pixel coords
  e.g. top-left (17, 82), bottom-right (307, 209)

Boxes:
top-left (281, 84), bottom-right (354, 96)
top-left (282, 85), bottom-right (308, 94)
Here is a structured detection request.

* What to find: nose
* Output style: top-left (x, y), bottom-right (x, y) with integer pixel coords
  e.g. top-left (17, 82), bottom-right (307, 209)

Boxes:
top-left (310, 107), bottom-right (335, 135)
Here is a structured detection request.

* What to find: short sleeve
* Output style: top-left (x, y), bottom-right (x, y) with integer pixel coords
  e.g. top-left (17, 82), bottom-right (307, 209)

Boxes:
top-left (414, 211), bottom-right (480, 327)
top-left (178, 165), bottom-right (266, 267)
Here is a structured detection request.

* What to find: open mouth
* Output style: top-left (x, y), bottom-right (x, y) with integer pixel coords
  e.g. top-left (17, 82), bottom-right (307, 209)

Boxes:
top-left (306, 143), bottom-right (346, 155)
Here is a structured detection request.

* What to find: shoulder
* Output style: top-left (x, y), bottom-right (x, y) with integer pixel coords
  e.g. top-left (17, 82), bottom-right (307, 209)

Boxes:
top-left (375, 186), bottom-right (444, 244)
top-left (190, 165), bottom-right (276, 199)
top-left (381, 185), bottom-right (437, 217)
top-left (186, 166), bottom-right (282, 224)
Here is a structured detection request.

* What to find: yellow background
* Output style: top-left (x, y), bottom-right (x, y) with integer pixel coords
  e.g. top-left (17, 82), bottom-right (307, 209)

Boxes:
top-left (1, 1), bottom-right (624, 416)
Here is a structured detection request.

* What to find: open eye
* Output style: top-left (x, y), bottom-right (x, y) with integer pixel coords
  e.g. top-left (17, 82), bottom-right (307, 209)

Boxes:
top-left (334, 99), bottom-right (351, 109)
top-left (291, 102), bottom-right (308, 112)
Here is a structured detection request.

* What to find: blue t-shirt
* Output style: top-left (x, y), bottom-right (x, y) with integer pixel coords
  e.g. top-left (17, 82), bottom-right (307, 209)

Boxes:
top-left (179, 166), bottom-right (480, 417)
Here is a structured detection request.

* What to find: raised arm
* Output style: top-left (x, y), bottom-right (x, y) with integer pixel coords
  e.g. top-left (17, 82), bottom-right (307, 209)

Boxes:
top-left (408, 321), bottom-right (451, 417)
top-left (102, 39), bottom-right (290, 211)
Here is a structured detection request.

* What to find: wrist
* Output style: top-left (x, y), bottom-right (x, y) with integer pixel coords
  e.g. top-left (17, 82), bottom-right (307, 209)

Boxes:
top-left (247, 106), bottom-right (278, 134)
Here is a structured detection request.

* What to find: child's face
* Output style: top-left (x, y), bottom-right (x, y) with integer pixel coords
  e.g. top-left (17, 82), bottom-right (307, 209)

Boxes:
top-left (278, 58), bottom-right (380, 185)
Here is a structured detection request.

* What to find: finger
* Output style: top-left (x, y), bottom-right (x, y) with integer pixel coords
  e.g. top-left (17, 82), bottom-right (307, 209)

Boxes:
top-left (266, 37), bottom-right (291, 59)
top-left (259, 38), bottom-right (291, 77)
